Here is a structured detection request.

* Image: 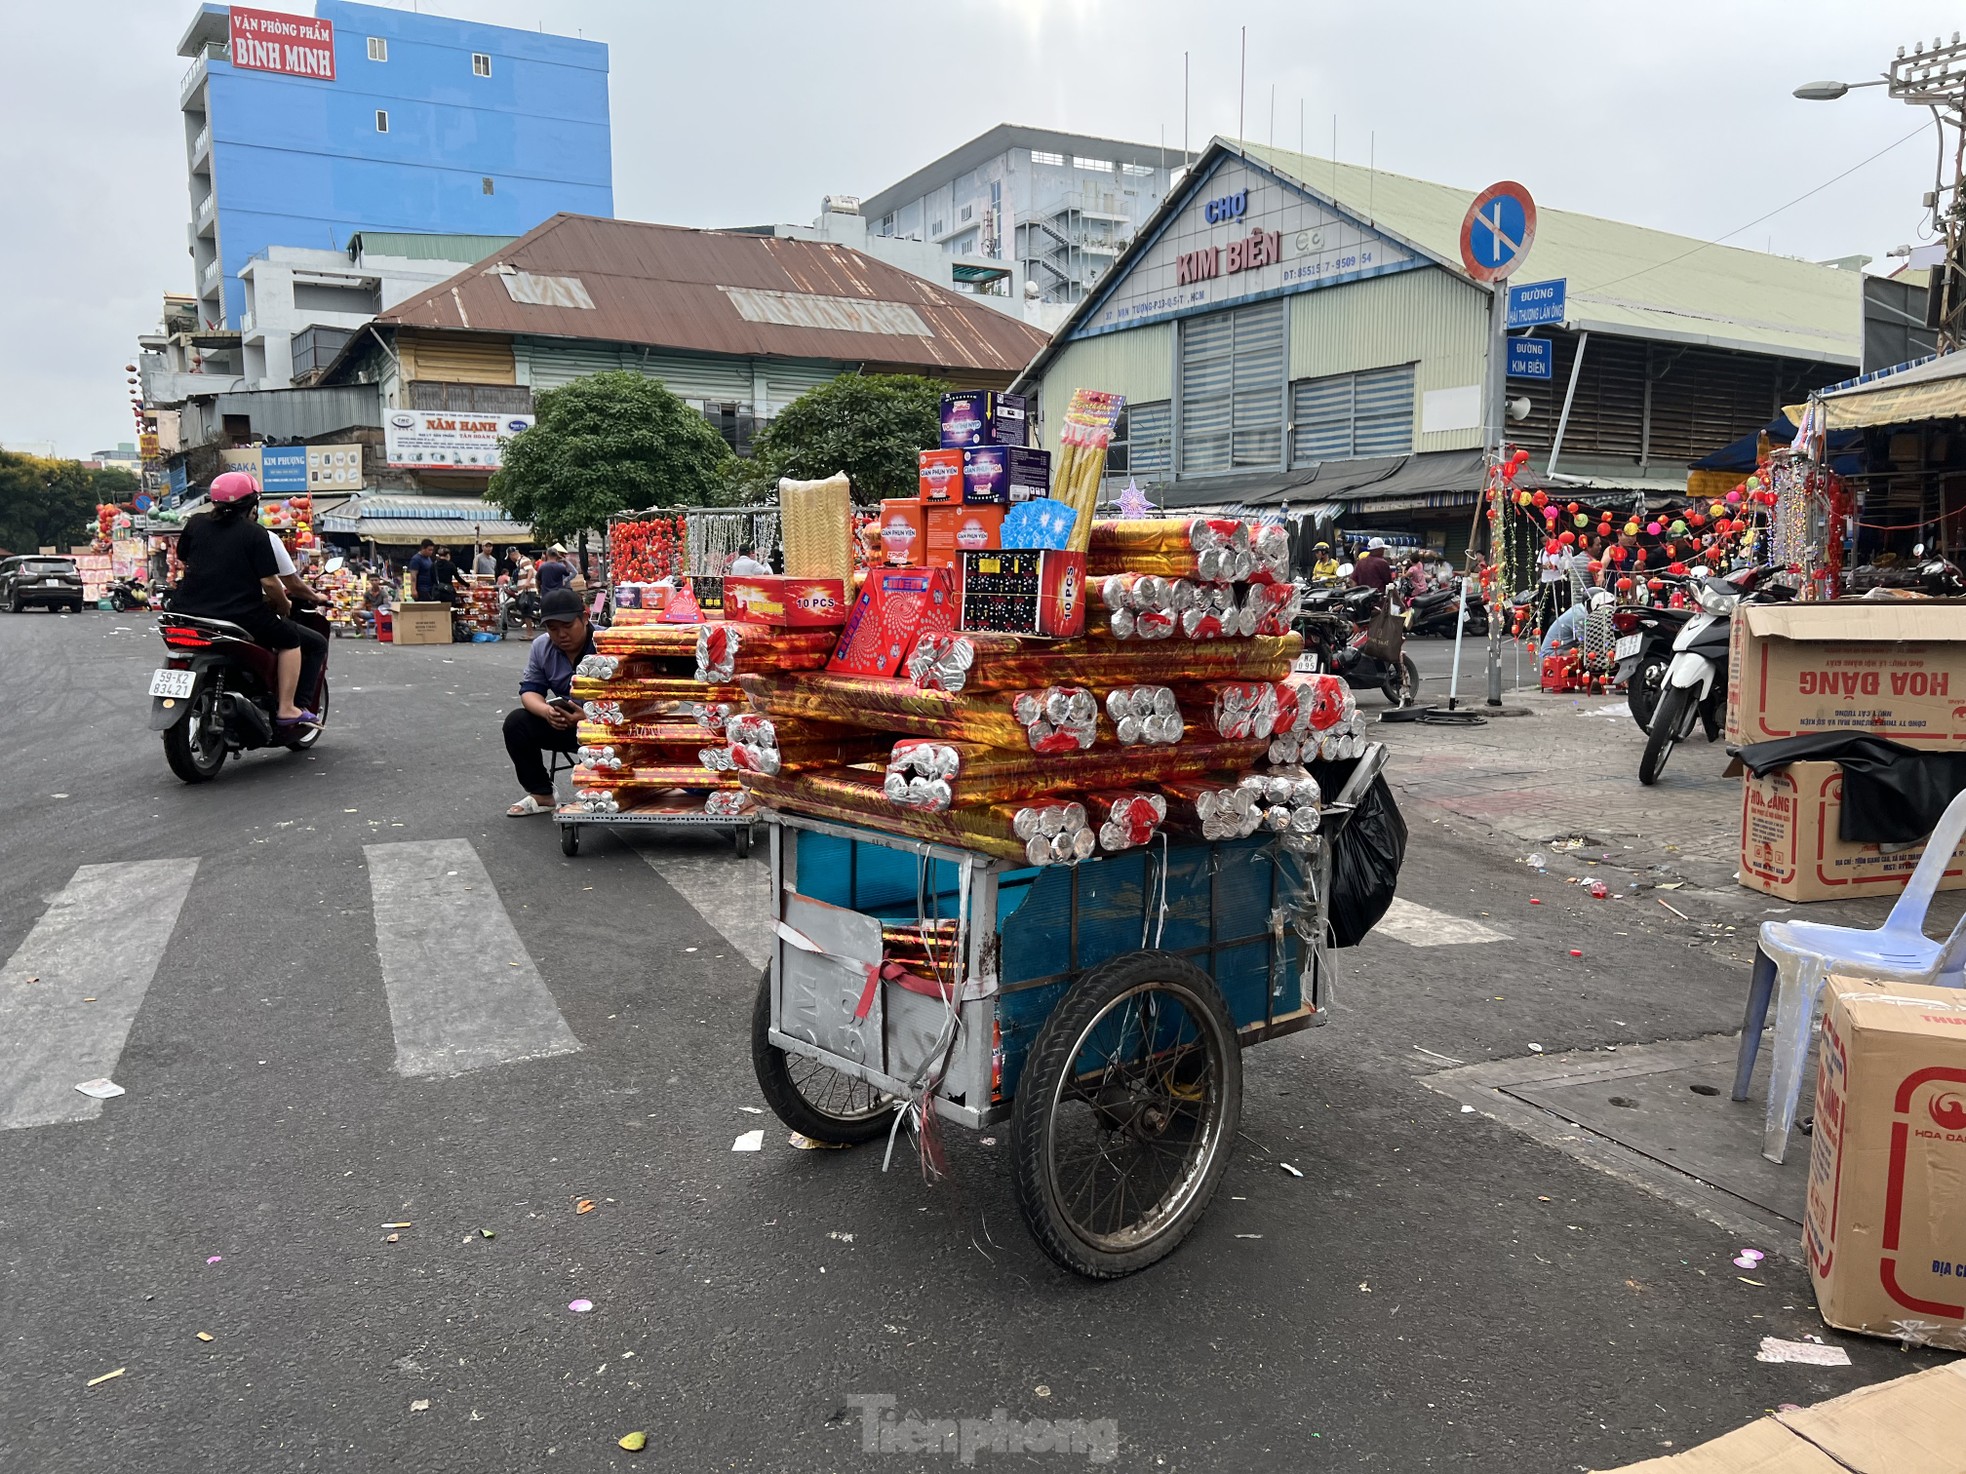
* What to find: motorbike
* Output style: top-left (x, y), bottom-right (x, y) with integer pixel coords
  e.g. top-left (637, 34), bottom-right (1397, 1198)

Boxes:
top-left (1403, 582), bottom-right (1488, 637)
top-left (1638, 565), bottom-right (1788, 786)
top-left (501, 585), bottom-right (541, 633)
top-left (108, 577), bottom-right (152, 613)
top-left (1611, 602), bottom-right (1694, 729)
top-left (149, 607), bottom-right (331, 783)
top-left (1295, 580), bottom-right (1420, 706)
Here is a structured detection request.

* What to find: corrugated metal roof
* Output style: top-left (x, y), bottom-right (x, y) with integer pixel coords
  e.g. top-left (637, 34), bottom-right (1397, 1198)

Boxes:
top-left (370, 214), bottom-right (1049, 375)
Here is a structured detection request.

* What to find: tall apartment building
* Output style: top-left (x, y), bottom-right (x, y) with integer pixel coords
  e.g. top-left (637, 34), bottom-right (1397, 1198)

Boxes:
top-left (860, 126), bottom-right (1186, 311)
top-left (174, 1), bottom-right (613, 334)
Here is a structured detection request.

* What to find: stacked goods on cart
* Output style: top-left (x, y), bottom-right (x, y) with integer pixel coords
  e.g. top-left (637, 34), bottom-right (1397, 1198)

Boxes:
top-left (315, 565), bottom-right (374, 636)
top-left (459, 574), bottom-right (500, 637)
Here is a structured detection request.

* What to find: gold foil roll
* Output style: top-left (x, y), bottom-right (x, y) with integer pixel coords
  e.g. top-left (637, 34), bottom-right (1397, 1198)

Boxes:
top-left (739, 769), bottom-right (1032, 862)
top-left (571, 676), bottom-right (748, 703)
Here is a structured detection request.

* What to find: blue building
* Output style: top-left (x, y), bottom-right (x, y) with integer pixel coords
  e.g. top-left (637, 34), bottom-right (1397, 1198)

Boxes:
top-left (175, 1), bottom-right (612, 330)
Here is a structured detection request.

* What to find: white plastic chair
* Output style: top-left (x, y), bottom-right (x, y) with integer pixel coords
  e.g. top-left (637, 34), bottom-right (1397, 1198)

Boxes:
top-left (1732, 785), bottom-right (1966, 1164)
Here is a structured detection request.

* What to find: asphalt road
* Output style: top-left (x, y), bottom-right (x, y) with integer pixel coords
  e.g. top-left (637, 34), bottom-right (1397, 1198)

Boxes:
top-left (0, 610), bottom-right (1942, 1473)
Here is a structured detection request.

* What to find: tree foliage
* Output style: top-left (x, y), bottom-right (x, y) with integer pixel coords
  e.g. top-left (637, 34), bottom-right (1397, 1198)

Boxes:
top-left (0, 451), bottom-right (138, 555)
top-left (728, 374), bottom-right (947, 506)
top-left (487, 371), bottom-right (734, 542)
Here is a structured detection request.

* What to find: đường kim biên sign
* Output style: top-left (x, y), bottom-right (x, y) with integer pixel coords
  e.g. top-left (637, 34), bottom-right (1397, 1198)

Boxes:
top-left (228, 7), bottom-right (336, 80)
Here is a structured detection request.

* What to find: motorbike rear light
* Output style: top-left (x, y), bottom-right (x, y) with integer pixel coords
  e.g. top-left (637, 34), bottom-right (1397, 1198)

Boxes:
top-left (1611, 612), bottom-right (1640, 634)
top-left (162, 626), bottom-right (212, 649)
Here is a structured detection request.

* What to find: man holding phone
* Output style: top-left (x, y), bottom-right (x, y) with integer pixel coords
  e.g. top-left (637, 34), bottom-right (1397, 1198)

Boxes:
top-left (503, 587), bottom-right (597, 816)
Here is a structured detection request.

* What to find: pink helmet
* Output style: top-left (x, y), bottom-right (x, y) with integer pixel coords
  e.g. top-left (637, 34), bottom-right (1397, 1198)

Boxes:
top-left (210, 470), bottom-right (261, 504)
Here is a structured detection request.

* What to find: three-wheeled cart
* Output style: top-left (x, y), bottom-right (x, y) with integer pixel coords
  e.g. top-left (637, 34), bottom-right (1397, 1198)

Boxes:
top-left (750, 751), bottom-right (1382, 1278)
top-left (550, 759), bottom-right (755, 858)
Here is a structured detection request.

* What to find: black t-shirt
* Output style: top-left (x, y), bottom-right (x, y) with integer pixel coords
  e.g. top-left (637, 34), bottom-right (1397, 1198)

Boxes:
top-left (175, 511), bottom-right (277, 621)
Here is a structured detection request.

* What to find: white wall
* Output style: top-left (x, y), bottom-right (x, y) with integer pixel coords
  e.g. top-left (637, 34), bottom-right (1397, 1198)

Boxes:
top-left (238, 245), bottom-right (483, 390)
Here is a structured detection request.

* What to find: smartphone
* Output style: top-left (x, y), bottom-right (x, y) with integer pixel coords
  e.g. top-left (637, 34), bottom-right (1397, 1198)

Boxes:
top-left (549, 696), bottom-right (581, 715)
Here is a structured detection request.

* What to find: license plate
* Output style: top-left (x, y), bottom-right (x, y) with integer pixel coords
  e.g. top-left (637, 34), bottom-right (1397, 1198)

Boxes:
top-left (1613, 634), bottom-right (1642, 659)
top-left (1292, 653), bottom-right (1321, 673)
top-left (149, 668), bottom-right (196, 698)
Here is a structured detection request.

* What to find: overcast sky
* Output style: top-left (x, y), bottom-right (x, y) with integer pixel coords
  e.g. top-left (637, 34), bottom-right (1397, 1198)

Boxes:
top-left (1, 0), bottom-right (1958, 457)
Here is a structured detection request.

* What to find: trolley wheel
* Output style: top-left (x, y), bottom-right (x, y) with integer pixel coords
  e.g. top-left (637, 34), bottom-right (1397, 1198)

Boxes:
top-left (734, 824), bottom-right (752, 859)
top-left (560, 823), bottom-right (580, 856)
top-left (1009, 950), bottom-right (1243, 1279)
top-left (750, 967), bottom-right (897, 1145)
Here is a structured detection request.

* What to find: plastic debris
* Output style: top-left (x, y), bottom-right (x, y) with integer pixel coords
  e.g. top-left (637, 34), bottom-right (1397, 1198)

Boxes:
top-left (737, 1105), bottom-right (764, 1114)
top-left (1569, 949), bottom-right (1584, 958)
top-left (1588, 881), bottom-right (1609, 899)
top-left (1526, 853), bottom-right (1547, 871)
top-left (788, 1132), bottom-right (848, 1150)
top-left (568, 1299), bottom-right (594, 1314)
top-left (1756, 1337), bottom-right (1850, 1366)
top-left (1234, 1233), bottom-right (1264, 1239)
top-left (195, 1332), bottom-right (214, 1343)
top-left (1529, 898), bottom-right (1542, 905)
top-left (480, 1229), bottom-right (495, 1240)
top-left (1279, 1162), bottom-right (1303, 1178)
top-left (382, 1222), bottom-right (411, 1229)
top-left (619, 1432), bottom-right (648, 1452)
top-left (384, 1234), bottom-right (399, 1244)
top-left (575, 1200), bottom-right (596, 1215)
top-left (87, 1368), bottom-right (126, 1387)
top-left (73, 1078), bottom-right (124, 1100)
top-left (409, 1399), bottom-right (431, 1413)
top-left (206, 1256), bottom-right (222, 1265)
top-left (1460, 1105), bottom-right (1475, 1114)
top-left (732, 1130), bottom-right (764, 1152)
top-left (1528, 1043), bottom-right (1545, 1053)
top-left (826, 1231), bottom-right (855, 1243)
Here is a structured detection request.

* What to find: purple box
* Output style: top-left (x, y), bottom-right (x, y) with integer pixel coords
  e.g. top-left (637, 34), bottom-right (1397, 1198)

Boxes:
top-left (962, 445), bottom-right (1051, 505)
top-left (940, 391), bottom-right (1028, 449)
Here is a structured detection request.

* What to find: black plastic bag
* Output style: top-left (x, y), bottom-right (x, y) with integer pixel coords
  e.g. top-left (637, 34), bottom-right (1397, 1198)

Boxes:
top-left (1312, 758), bottom-right (1407, 947)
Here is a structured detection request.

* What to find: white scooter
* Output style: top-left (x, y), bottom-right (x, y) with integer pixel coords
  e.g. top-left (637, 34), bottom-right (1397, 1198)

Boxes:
top-left (1638, 565), bottom-right (1784, 786)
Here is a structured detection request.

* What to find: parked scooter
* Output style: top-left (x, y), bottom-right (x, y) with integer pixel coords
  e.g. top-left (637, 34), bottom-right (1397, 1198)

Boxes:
top-left (1611, 602), bottom-right (1694, 729)
top-left (1638, 566), bottom-right (1788, 786)
top-left (1404, 583), bottom-right (1488, 637)
top-left (107, 576), bottom-right (151, 612)
top-left (1295, 574), bottom-right (1420, 706)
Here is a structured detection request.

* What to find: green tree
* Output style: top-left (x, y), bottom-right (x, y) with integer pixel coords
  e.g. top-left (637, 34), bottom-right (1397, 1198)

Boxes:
top-left (487, 371), bottom-right (734, 544)
top-left (728, 373), bottom-right (947, 506)
top-left (0, 451), bottom-right (137, 554)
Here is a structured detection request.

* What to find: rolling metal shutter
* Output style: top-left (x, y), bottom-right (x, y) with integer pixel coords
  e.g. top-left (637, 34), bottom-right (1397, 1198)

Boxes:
top-left (1291, 364), bottom-right (1414, 464)
top-left (1178, 312), bottom-right (1233, 475)
top-left (1178, 302), bottom-right (1284, 477)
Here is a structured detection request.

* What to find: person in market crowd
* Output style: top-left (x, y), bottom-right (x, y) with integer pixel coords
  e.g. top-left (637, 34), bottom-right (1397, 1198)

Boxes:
top-left (264, 524), bottom-right (330, 712)
top-left (408, 539), bottom-right (438, 601)
top-left (433, 545), bottom-right (459, 605)
top-left (728, 543), bottom-right (772, 577)
top-left (1352, 538), bottom-right (1394, 593)
top-left (169, 471), bottom-right (317, 733)
top-left (1310, 541), bottom-right (1341, 582)
top-left (1400, 550), bottom-right (1432, 599)
top-left (474, 543), bottom-right (497, 577)
top-left (502, 587), bottom-right (597, 818)
top-left (536, 544), bottom-right (573, 597)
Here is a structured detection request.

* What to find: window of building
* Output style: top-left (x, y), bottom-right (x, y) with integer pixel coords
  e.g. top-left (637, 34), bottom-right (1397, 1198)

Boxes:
top-left (374, 109), bottom-right (389, 133)
top-left (409, 380), bottom-right (535, 414)
top-left (1102, 401), bottom-right (1172, 491)
top-left (931, 219), bottom-right (944, 236)
top-left (960, 204), bottom-right (973, 222)
top-left (880, 212), bottom-right (895, 236)
top-left (698, 401), bottom-right (756, 457)
top-left (1290, 364), bottom-right (1417, 464)
top-left (366, 36), bottom-right (387, 62)
top-left (1122, 162), bottom-right (1155, 177)
top-left (1030, 150), bottom-right (1065, 167)
top-left (482, 177), bottom-right (494, 195)
top-left (472, 52), bottom-right (492, 77)
top-left (1074, 156), bottom-right (1113, 172)
top-left (1177, 302), bottom-right (1286, 476)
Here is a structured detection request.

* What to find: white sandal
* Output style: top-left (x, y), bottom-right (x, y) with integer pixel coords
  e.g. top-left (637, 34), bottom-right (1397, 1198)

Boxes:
top-left (506, 795), bottom-right (553, 817)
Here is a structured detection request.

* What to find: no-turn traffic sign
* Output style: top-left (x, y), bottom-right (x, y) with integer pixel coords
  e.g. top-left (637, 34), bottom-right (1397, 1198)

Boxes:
top-left (1460, 181), bottom-right (1537, 283)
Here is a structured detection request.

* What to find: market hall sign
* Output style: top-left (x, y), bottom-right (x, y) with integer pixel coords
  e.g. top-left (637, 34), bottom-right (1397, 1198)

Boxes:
top-left (1080, 159), bottom-right (1419, 337)
top-left (228, 6), bottom-right (336, 80)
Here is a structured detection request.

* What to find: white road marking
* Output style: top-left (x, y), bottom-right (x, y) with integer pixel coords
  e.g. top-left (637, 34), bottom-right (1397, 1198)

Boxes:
top-left (628, 836), bottom-right (773, 972)
top-left (364, 840), bottom-right (581, 1077)
top-left (0, 860), bottom-right (198, 1129)
top-left (1375, 897), bottom-right (1512, 947)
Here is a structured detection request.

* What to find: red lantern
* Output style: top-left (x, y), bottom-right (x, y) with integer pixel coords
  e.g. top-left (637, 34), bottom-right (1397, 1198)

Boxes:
top-left (1558, 530), bottom-right (1576, 545)
top-left (1565, 501), bottom-right (1580, 515)
top-left (1616, 577), bottom-right (1634, 593)
top-left (1545, 539), bottom-right (1561, 554)
top-left (1532, 490), bottom-right (1549, 508)
top-left (1609, 546), bottom-right (1627, 565)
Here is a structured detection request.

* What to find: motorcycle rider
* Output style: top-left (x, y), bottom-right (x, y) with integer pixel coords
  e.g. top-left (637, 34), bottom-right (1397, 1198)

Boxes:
top-left (1352, 538), bottom-right (1395, 593)
top-left (170, 471), bottom-right (317, 732)
top-left (1310, 542), bottom-right (1340, 582)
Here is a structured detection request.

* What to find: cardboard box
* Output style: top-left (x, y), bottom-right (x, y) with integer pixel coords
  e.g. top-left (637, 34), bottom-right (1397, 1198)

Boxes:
top-left (1726, 601), bottom-right (1966, 749)
top-left (826, 566), bottom-right (957, 677)
top-left (1804, 976), bottom-right (1966, 1352)
top-left (922, 505), bottom-right (1003, 570)
top-left (917, 449), bottom-right (964, 504)
top-left (1737, 761), bottom-right (1966, 902)
top-left (959, 549), bottom-right (1087, 637)
top-left (876, 500), bottom-right (925, 565)
top-left (722, 575), bottom-right (848, 627)
top-left (962, 445), bottom-right (1051, 505)
top-left (392, 602), bottom-right (452, 645)
top-left (939, 390), bottom-right (1027, 448)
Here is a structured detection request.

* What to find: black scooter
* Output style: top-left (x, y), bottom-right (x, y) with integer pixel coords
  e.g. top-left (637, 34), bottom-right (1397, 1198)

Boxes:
top-left (1403, 583), bottom-right (1488, 637)
top-left (1296, 583), bottom-right (1420, 706)
top-left (1611, 603), bottom-right (1693, 729)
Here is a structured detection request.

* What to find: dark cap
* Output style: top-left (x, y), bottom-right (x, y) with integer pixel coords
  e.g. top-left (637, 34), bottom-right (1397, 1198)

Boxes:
top-left (540, 588), bottom-right (586, 624)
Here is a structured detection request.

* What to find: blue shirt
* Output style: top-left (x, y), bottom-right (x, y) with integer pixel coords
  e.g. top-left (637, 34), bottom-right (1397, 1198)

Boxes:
top-left (408, 551), bottom-right (436, 601)
top-left (519, 629), bottom-right (597, 699)
top-left (536, 559), bottom-right (572, 595)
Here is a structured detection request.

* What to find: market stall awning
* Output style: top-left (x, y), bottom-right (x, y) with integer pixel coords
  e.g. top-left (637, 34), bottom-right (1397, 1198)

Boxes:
top-left (319, 495), bottom-right (534, 544)
top-left (1797, 351), bottom-right (1966, 431)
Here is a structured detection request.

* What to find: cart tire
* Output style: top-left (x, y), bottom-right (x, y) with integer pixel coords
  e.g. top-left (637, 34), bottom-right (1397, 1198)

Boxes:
top-left (560, 824), bottom-right (580, 856)
top-left (1009, 950), bottom-right (1242, 1279)
top-left (750, 967), bottom-right (897, 1145)
top-left (734, 825), bottom-right (752, 859)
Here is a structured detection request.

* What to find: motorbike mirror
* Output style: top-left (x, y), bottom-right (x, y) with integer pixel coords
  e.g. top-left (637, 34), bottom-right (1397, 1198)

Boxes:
top-left (1337, 562), bottom-right (1355, 578)
top-left (325, 556), bottom-right (345, 573)
top-left (1913, 543), bottom-right (1926, 557)
top-left (1690, 565), bottom-right (1710, 579)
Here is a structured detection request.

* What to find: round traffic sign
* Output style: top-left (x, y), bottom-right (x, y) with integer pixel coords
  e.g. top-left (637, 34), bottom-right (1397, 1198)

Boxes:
top-left (1460, 181), bottom-right (1537, 283)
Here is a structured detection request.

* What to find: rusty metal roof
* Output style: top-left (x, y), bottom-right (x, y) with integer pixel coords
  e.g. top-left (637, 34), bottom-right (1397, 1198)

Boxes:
top-left (372, 214), bottom-right (1050, 375)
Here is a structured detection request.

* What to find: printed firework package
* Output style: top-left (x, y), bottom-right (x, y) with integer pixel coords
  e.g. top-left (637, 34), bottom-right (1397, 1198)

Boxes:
top-left (722, 576), bottom-right (849, 628)
top-left (827, 567), bottom-right (957, 678)
top-left (918, 449), bottom-right (965, 504)
top-left (1052, 391), bottom-right (1125, 552)
top-left (962, 446), bottom-right (1051, 506)
top-left (939, 391), bottom-right (1027, 449)
top-left (958, 549), bottom-right (1087, 638)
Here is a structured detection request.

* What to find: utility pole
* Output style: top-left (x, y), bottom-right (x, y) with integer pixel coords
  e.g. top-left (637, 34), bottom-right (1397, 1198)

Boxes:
top-left (1484, 278), bottom-right (1509, 705)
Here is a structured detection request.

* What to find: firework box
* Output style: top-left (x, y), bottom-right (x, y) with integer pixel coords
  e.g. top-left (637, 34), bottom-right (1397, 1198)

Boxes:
top-left (939, 390), bottom-right (1027, 448)
top-left (877, 500), bottom-right (925, 565)
top-left (1804, 976), bottom-right (1966, 1351)
top-left (962, 445), bottom-right (1051, 506)
top-left (1725, 601), bottom-right (1966, 749)
top-left (918, 449), bottom-right (965, 504)
top-left (826, 566), bottom-right (957, 677)
top-left (958, 549), bottom-right (1087, 638)
top-left (923, 505), bottom-right (1004, 570)
top-left (722, 575), bottom-right (849, 628)
top-left (1737, 760), bottom-right (1966, 903)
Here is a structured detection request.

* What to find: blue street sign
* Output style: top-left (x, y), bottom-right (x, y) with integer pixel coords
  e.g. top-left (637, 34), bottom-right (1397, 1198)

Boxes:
top-left (1460, 181), bottom-right (1537, 283)
top-left (1507, 338), bottom-right (1552, 379)
top-left (1507, 278), bottom-right (1566, 328)
top-left (259, 445), bottom-right (309, 494)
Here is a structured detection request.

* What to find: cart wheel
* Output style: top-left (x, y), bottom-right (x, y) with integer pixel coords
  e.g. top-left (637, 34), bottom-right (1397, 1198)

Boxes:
top-left (1009, 950), bottom-right (1242, 1279)
top-left (733, 825), bottom-right (752, 858)
top-left (560, 824), bottom-right (580, 857)
top-left (750, 968), bottom-right (896, 1145)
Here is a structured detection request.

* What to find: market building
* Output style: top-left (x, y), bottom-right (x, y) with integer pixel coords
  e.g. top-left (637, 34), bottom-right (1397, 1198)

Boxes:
top-left (1011, 138), bottom-right (1863, 552)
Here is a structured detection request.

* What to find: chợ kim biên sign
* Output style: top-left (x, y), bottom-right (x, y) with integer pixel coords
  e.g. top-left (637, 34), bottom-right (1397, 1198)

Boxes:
top-left (1082, 159), bottom-right (1420, 337)
top-left (384, 411), bottom-right (535, 471)
top-left (228, 6), bottom-right (336, 79)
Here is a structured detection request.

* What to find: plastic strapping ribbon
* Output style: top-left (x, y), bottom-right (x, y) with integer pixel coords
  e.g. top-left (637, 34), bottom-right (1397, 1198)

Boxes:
top-left (774, 920), bottom-right (882, 1020)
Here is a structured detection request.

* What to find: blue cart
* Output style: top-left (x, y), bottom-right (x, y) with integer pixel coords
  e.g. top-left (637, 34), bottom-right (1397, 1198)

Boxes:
top-left (750, 748), bottom-right (1381, 1279)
